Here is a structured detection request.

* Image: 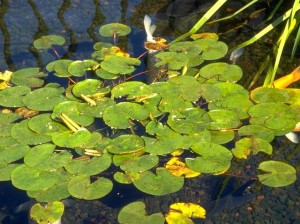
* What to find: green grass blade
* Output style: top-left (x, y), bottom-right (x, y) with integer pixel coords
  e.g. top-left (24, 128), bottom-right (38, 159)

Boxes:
top-left (170, 0), bottom-right (228, 44)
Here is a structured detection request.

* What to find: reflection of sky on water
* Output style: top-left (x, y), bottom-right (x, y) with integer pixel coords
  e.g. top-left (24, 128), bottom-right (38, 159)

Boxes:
top-left (0, 0), bottom-right (153, 71)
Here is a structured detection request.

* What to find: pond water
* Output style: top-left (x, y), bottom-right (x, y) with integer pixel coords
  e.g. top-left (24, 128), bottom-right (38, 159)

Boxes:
top-left (0, 0), bottom-right (300, 223)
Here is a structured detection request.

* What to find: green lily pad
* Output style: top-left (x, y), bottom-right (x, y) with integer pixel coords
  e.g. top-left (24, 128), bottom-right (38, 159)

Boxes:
top-left (232, 137), bottom-right (273, 159)
top-left (28, 113), bottom-right (69, 136)
top-left (118, 201), bottom-right (164, 224)
top-left (93, 42), bottom-right (113, 50)
top-left (11, 67), bottom-right (47, 88)
top-left (11, 119), bottom-right (52, 145)
top-left (186, 142), bottom-right (232, 174)
top-left (65, 154), bottom-right (111, 176)
top-left (238, 124), bottom-right (274, 142)
top-left (0, 136), bottom-right (30, 166)
top-left (34, 35), bottom-right (65, 49)
top-left (76, 97), bottom-right (115, 118)
top-left (23, 87), bottom-right (66, 111)
top-left (167, 108), bottom-right (210, 134)
top-left (46, 59), bottom-right (73, 77)
top-left (72, 79), bottom-right (109, 97)
top-left (111, 81), bottom-right (155, 101)
top-left (169, 41), bottom-right (202, 58)
top-left (11, 165), bottom-right (61, 191)
top-left (209, 130), bottom-right (235, 144)
top-left (52, 101), bottom-right (94, 126)
top-left (114, 171), bottom-right (140, 184)
top-left (120, 154), bottom-right (159, 172)
top-left (68, 60), bottom-right (99, 77)
top-left (99, 23), bottom-right (131, 37)
top-left (105, 134), bottom-right (144, 155)
top-left (0, 85), bottom-right (31, 107)
top-left (24, 144), bottom-right (73, 171)
top-left (0, 164), bottom-right (20, 181)
top-left (0, 112), bottom-right (22, 136)
top-left (194, 38), bottom-right (228, 60)
top-left (248, 102), bottom-right (298, 135)
top-left (30, 201), bottom-right (64, 224)
top-left (68, 175), bottom-right (113, 200)
top-left (103, 102), bottom-right (149, 129)
top-left (133, 167), bottom-right (184, 196)
top-left (95, 68), bottom-right (119, 79)
top-left (207, 109), bottom-right (240, 130)
top-left (155, 52), bottom-right (189, 70)
top-left (251, 87), bottom-right (290, 103)
top-left (52, 128), bottom-right (92, 148)
top-left (199, 62), bottom-right (242, 83)
top-left (258, 160), bottom-right (296, 187)
top-left (101, 56), bottom-right (141, 75)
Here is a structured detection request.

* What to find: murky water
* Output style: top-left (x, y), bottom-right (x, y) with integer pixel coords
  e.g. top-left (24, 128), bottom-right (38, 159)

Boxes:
top-left (0, 0), bottom-right (300, 223)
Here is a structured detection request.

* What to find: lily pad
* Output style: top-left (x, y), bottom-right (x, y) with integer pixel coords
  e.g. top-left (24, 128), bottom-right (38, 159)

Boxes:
top-left (68, 175), bottom-right (113, 200)
top-left (103, 102), bottom-right (149, 129)
top-left (0, 85), bottom-right (31, 107)
top-left (95, 68), bottom-right (119, 79)
top-left (30, 201), bottom-right (64, 224)
top-left (238, 124), bottom-right (274, 142)
top-left (0, 164), bottom-right (20, 181)
top-left (11, 67), bottom-right (47, 88)
top-left (155, 52), bottom-right (189, 70)
top-left (207, 109), bottom-right (240, 130)
top-left (120, 154), bottom-right (159, 172)
top-left (105, 134), bottom-right (144, 155)
top-left (118, 201), bottom-right (164, 224)
top-left (186, 142), bottom-right (232, 174)
top-left (169, 41), bottom-right (202, 58)
top-left (251, 87), bottom-right (290, 103)
top-left (99, 23), bottom-right (131, 37)
top-left (258, 160), bottom-right (296, 187)
top-left (34, 35), bottom-right (65, 49)
top-left (133, 167), bottom-right (184, 196)
top-left (232, 137), bottom-right (273, 159)
top-left (199, 62), bottom-right (242, 83)
top-left (52, 128), bottom-right (92, 148)
top-left (101, 56), bottom-right (141, 75)
top-left (194, 38), bottom-right (228, 60)
top-left (46, 59), bottom-right (73, 77)
top-left (72, 79), bottom-right (109, 97)
top-left (23, 87), bottom-right (66, 111)
top-left (68, 60), bottom-right (99, 77)
top-left (65, 154), bottom-right (111, 176)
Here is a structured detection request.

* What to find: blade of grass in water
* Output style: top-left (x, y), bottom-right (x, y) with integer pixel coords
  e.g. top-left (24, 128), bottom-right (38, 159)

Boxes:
top-left (170, 0), bottom-right (227, 44)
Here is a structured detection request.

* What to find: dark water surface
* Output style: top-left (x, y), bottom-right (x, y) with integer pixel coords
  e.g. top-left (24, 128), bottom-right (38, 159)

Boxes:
top-left (1, 0), bottom-right (300, 223)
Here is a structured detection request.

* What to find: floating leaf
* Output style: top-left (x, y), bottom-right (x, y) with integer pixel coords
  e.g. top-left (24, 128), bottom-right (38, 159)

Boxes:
top-left (118, 201), bottom-right (164, 224)
top-left (169, 41), bottom-right (202, 58)
top-left (199, 62), bottom-right (242, 83)
top-left (155, 52), bottom-right (189, 70)
top-left (34, 35), bottom-right (65, 49)
top-left (30, 201), bottom-right (64, 224)
top-left (11, 67), bottom-right (47, 88)
top-left (99, 23), bottom-right (131, 37)
top-left (207, 109), bottom-right (240, 130)
top-left (167, 202), bottom-right (206, 219)
top-left (68, 60), bottom-right (99, 77)
top-left (95, 68), bottom-right (119, 79)
top-left (105, 134), bottom-right (144, 155)
top-left (258, 160), bottom-right (296, 187)
top-left (11, 120), bottom-right (51, 145)
top-left (52, 128), bottom-right (92, 148)
top-left (194, 38), bottom-right (228, 60)
top-left (101, 56), bottom-right (140, 75)
top-left (165, 157), bottom-right (201, 178)
top-left (232, 137), bottom-right (273, 159)
top-left (0, 164), bottom-right (20, 181)
top-left (11, 165), bottom-right (61, 191)
top-left (46, 59), bottom-right (73, 77)
top-left (186, 142), bottom-right (232, 174)
top-left (114, 171), bottom-right (140, 184)
top-left (238, 124), bottom-right (274, 142)
top-left (0, 85), bottom-right (31, 107)
top-left (103, 102), bottom-right (149, 129)
top-left (72, 79), bottom-right (109, 97)
top-left (23, 87), bottom-right (66, 111)
top-left (133, 167), bottom-right (184, 196)
top-left (251, 87), bottom-right (290, 103)
top-left (120, 154), bottom-right (159, 172)
top-left (68, 175), bottom-right (113, 200)
top-left (65, 154), bottom-right (111, 176)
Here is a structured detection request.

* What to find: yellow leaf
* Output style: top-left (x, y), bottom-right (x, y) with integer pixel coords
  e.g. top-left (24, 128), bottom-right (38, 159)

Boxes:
top-left (165, 211), bottom-right (194, 224)
top-left (190, 33), bottom-right (218, 40)
top-left (0, 70), bottom-right (13, 82)
top-left (165, 157), bottom-right (200, 178)
top-left (171, 149), bottom-right (184, 156)
top-left (169, 202), bottom-right (206, 219)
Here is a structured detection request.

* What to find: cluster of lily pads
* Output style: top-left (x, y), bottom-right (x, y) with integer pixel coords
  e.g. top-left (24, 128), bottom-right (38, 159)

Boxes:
top-left (0, 23), bottom-right (298, 223)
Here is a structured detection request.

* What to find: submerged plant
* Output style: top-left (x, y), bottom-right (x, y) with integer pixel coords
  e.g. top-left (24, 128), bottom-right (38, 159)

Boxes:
top-left (0, 20), bottom-right (298, 223)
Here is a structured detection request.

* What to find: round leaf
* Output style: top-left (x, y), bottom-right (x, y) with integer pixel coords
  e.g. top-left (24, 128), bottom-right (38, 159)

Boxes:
top-left (99, 23), bottom-right (131, 37)
top-left (34, 35), bottom-right (65, 49)
top-left (11, 67), bottom-right (47, 88)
